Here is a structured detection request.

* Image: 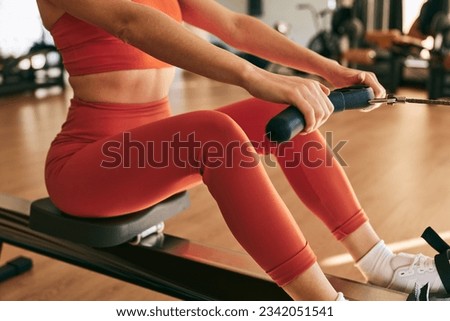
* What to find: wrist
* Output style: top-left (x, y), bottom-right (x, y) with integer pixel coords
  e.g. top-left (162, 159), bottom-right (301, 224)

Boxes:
top-left (318, 59), bottom-right (341, 82)
top-left (239, 62), bottom-right (260, 91)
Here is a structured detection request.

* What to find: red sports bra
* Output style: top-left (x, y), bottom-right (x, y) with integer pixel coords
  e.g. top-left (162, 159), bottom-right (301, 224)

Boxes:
top-left (50, 0), bottom-right (182, 76)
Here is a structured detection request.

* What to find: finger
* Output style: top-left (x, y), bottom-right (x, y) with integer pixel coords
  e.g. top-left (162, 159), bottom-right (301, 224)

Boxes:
top-left (355, 72), bottom-right (385, 112)
top-left (314, 84), bottom-right (333, 127)
top-left (291, 90), bottom-right (317, 134)
top-left (319, 82), bottom-right (331, 96)
top-left (320, 83), bottom-right (334, 114)
top-left (293, 81), bottom-right (331, 133)
top-left (359, 71), bottom-right (386, 98)
top-left (300, 101), bottom-right (316, 134)
top-left (305, 85), bottom-right (327, 131)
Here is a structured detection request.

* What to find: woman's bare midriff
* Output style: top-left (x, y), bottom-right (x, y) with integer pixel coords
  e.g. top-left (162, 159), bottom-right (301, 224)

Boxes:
top-left (69, 67), bottom-right (176, 103)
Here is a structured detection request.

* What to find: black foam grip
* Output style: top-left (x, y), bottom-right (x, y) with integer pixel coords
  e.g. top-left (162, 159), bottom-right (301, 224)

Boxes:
top-left (266, 85), bottom-right (375, 142)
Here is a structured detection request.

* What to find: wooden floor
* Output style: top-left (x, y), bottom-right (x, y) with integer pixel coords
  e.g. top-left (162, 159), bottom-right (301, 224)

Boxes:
top-left (1, 70), bottom-right (450, 300)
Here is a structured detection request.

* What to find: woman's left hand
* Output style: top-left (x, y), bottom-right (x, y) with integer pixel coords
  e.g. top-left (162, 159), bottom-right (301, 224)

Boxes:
top-left (325, 65), bottom-right (386, 112)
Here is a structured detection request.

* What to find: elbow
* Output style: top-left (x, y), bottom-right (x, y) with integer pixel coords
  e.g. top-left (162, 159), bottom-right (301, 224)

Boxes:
top-left (221, 13), bottom-right (252, 50)
top-left (114, 18), bottom-right (132, 43)
top-left (110, 11), bottom-right (136, 43)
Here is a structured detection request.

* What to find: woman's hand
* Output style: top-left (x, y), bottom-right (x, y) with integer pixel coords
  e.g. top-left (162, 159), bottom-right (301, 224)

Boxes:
top-left (243, 67), bottom-right (334, 134)
top-left (324, 64), bottom-right (386, 112)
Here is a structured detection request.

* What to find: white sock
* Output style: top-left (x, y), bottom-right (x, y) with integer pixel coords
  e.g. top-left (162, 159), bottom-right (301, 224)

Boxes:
top-left (335, 292), bottom-right (347, 301)
top-left (355, 240), bottom-right (394, 287)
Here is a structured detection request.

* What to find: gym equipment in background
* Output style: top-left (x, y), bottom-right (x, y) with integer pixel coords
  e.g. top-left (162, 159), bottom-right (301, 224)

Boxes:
top-left (298, 3), bottom-right (343, 62)
top-left (0, 42), bottom-right (65, 97)
top-left (341, 0), bottom-right (406, 93)
top-left (427, 1), bottom-right (450, 99)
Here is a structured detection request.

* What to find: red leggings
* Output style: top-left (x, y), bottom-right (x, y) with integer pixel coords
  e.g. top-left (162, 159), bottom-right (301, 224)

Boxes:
top-left (45, 97), bottom-right (367, 286)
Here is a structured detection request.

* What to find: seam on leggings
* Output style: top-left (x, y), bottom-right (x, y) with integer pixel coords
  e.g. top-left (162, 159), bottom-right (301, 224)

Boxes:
top-left (331, 208), bottom-right (368, 240)
top-left (266, 242), bottom-right (317, 286)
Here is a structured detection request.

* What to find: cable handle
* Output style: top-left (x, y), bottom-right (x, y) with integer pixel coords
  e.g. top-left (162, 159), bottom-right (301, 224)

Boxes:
top-left (265, 85), bottom-right (375, 143)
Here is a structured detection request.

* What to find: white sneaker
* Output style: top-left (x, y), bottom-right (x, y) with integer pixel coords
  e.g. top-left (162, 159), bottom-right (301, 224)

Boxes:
top-left (387, 253), bottom-right (446, 294)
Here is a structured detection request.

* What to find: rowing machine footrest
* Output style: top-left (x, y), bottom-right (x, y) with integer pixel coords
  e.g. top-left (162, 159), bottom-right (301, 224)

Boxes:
top-left (29, 192), bottom-right (190, 248)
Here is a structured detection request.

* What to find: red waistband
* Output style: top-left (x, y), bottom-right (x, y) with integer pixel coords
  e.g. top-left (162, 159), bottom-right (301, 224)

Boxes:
top-left (71, 96), bottom-right (170, 111)
top-left (53, 96), bottom-right (172, 144)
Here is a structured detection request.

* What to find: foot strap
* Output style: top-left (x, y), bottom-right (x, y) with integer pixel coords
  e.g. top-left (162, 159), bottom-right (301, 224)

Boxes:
top-left (407, 283), bottom-right (430, 301)
top-left (421, 226), bottom-right (450, 294)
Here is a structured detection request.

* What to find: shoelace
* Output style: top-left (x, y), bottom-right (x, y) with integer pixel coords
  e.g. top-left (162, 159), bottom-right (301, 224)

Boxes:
top-left (400, 254), bottom-right (435, 277)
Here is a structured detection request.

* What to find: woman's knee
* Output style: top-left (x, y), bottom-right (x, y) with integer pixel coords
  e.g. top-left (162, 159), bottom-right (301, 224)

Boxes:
top-left (190, 110), bottom-right (248, 142)
top-left (182, 110), bottom-right (259, 173)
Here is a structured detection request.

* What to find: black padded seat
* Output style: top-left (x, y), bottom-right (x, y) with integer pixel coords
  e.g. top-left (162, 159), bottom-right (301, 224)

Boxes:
top-left (29, 192), bottom-right (189, 248)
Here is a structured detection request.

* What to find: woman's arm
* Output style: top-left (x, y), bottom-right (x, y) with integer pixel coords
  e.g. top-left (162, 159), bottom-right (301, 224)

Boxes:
top-left (179, 0), bottom-right (385, 98)
top-left (179, 0), bottom-right (336, 78)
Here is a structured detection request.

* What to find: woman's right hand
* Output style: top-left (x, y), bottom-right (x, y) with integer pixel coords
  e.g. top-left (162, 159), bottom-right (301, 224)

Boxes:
top-left (243, 67), bottom-right (334, 134)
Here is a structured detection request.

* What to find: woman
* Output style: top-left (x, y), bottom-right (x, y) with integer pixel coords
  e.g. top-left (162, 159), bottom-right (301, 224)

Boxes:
top-left (37, 0), bottom-right (446, 300)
